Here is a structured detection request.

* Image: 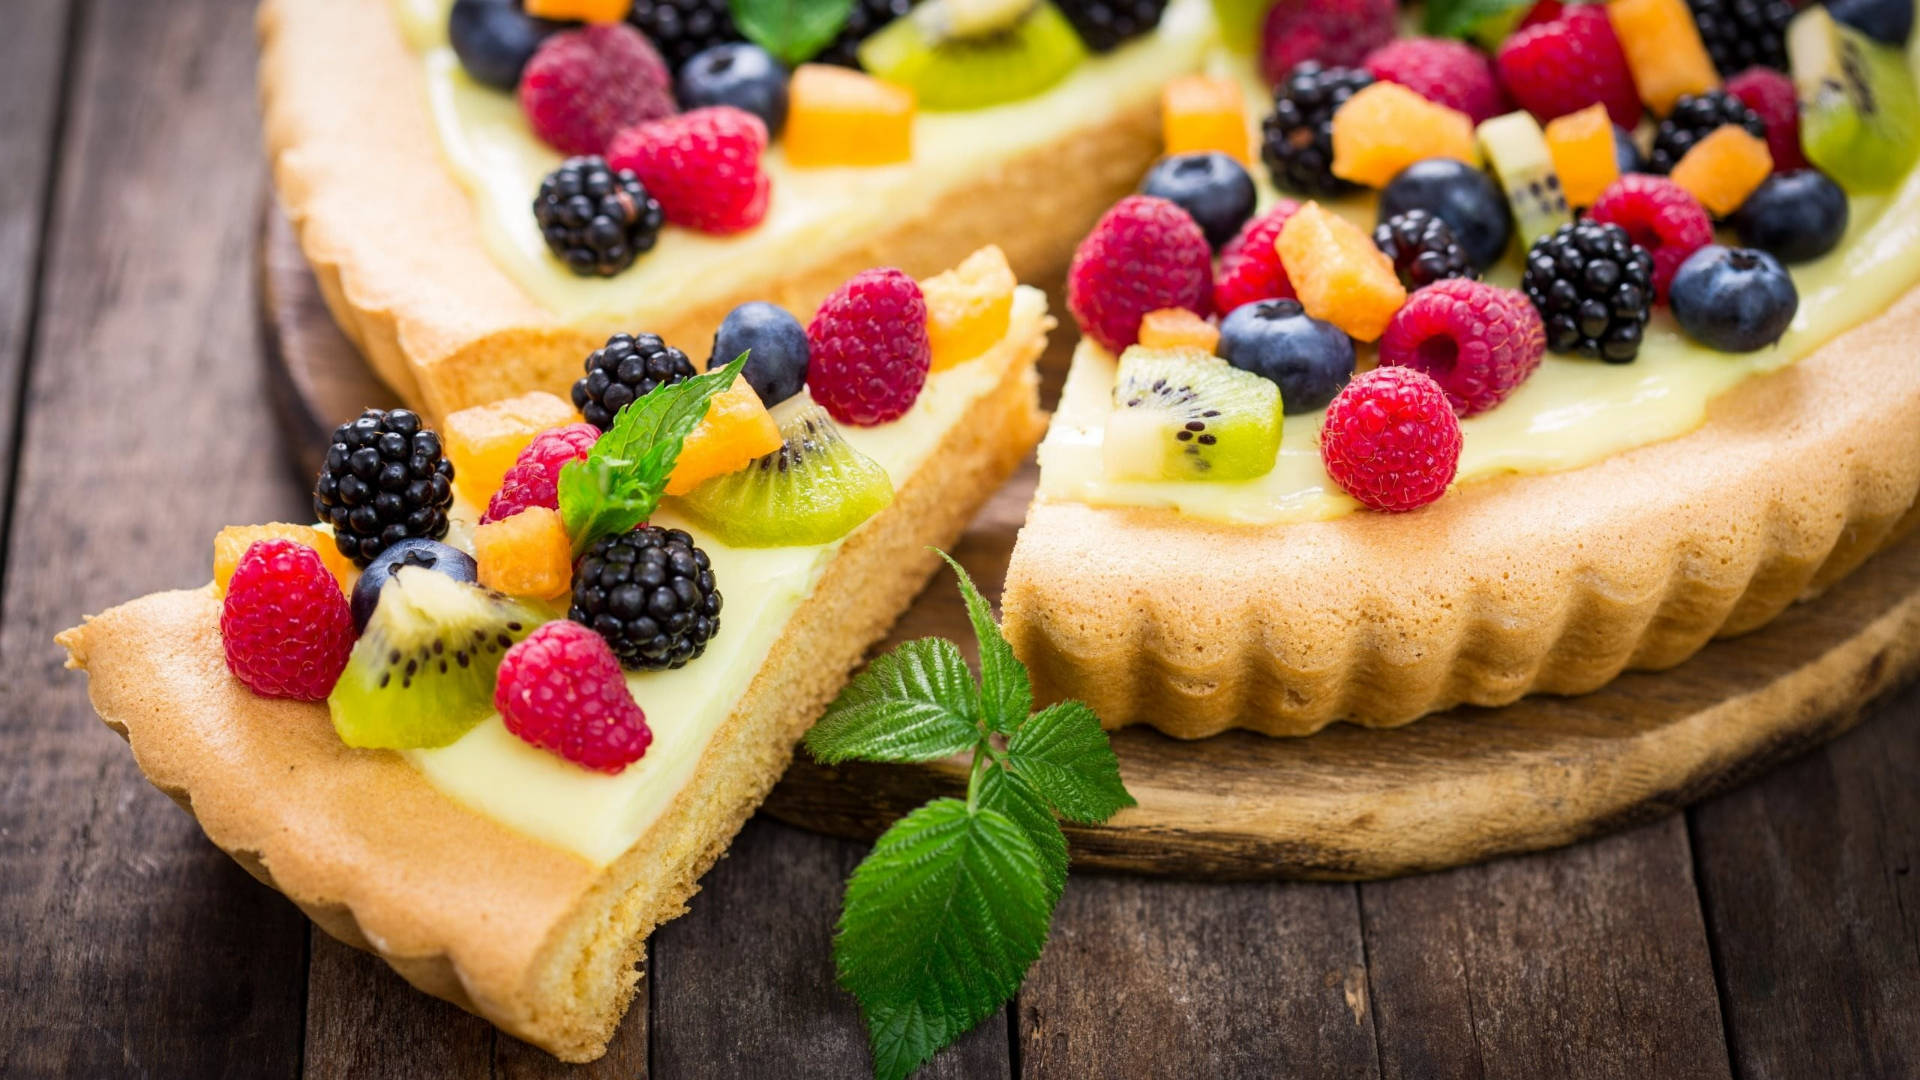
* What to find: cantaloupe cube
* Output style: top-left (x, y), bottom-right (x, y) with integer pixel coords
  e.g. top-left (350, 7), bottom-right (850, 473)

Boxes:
top-left (1330, 81), bottom-right (1481, 189)
top-left (665, 376), bottom-right (783, 495)
top-left (922, 245), bottom-right (1017, 371)
top-left (785, 65), bottom-right (915, 167)
top-left (1162, 75), bottom-right (1251, 163)
top-left (1276, 202), bottom-right (1407, 342)
top-left (1544, 104), bottom-right (1621, 207)
top-left (525, 0), bottom-right (631, 21)
top-left (1670, 125), bottom-right (1773, 216)
top-left (1137, 308), bottom-right (1221, 352)
top-left (474, 507), bottom-right (573, 600)
top-left (1608, 0), bottom-right (1720, 115)
top-left (214, 523), bottom-right (357, 596)
top-left (443, 391), bottom-right (582, 508)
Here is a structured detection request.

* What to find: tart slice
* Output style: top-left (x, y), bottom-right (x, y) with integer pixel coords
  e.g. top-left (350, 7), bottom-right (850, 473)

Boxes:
top-left (59, 258), bottom-right (1050, 1061)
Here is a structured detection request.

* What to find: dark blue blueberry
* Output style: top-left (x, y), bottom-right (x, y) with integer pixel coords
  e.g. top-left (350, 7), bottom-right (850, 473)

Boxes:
top-left (1140, 152), bottom-right (1257, 249)
top-left (1669, 245), bottom-right (1799, 353)
top-left (448, 0), bottom-right (567, 91)
top-left (1729, 169), bottom-right (1850, 263)
top-left (350, 539), bottom-right (479, 632)
top-left (713, 301), bottom-right (809, 406)
top-left (675, 43), bottom-right (789, 137)
top-left (1613, 124), bottom-right (1645, 175)
top-left (1217, 298), bottom-right (1355, 414)
top-left (1826, 0), bottom-right (1913, 44)
top-left (1378, 158), bottom-right (1513, 272)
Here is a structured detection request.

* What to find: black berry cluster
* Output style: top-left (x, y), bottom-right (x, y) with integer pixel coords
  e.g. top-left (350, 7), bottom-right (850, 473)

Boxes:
top-left (626, 0), bottom-right (741, 69)
top-left (534, 157), bottom-right (664, 278)
top-left (1649, 90), bottom-right (1768, 175)
top-left (1685, 0), bottom-right (1795, 75)
top-left (1262, 63), bottom-right (1375, 198)
top-left (1521, 221), bottom-right (1656, 364)
top-left (1373, 210), bottom-right (1476, 290)
top-left (571, 526), bottom-right (722, 670)
top-left (572, 332), bottom-right (699, 431)
top-left (1055, 0), bottom-right (1171, 52)
top-left (313, 409), bottom-right (455, 567)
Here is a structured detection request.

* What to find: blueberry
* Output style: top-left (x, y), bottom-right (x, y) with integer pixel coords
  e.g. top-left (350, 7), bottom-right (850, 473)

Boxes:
top-left (675, 43), bottom-right (789, 137)
top-left (448, 0), bottom-right (567, 91)
top-left (713, 301), bottom-right (809, 406)
top-left (1613, 124), bottom-right (1645, 175)
top-left (1669, 246), bottom-right (1799, 353)
top-left (1826, 0), bottom-right (1913, 45)
top-left (350, 539), bottom-right (479, 632)
top-left (1378, 158), bottom-right (1513, 272)
top-left (1140, 152), bottom-right (1257, 249)
top-left (1217, 298), bottom-right (1356, 414)
top-left (1729, 170), bottom-right (1850, 264)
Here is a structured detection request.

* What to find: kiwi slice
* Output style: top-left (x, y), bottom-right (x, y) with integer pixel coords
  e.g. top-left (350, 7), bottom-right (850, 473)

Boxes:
top-left (1477, 111), bottom-right (1572, 249)
top-left (1789, 5), bottom-right (1920, 194)
top-left (858, 0), bottom-right (1088, 111)
top-left (1103, 346), bottom-right (1283, 483)
top-left (328, 567), bottom-right (540, 750)
top-left (672, 399), bottom-right (894, 547)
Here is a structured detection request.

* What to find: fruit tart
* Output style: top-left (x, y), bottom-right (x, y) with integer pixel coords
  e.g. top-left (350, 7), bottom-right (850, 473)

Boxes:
top-left (259, 0), bottom-right (1214, 420)
top-left (59, 254), bottom-right (1050, 1060)
top-left (1002, 0), bottom-right (1920, 735)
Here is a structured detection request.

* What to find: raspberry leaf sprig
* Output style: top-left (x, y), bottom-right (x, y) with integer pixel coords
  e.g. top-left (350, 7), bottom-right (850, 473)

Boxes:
top-left (805, 553), bottom-right (1135, 1080)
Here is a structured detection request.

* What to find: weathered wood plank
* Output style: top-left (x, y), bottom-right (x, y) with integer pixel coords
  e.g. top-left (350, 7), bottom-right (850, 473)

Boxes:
top-left (1689, 681), bottom-right (1920, 1080)
top-left (304, 934), bottom-right (492, 1080)
top-left (1360, 819), bottom-right (1731, 1080)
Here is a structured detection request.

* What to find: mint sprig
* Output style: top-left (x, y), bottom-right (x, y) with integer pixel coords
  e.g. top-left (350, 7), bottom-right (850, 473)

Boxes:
top-left (557, 353), bottom-right (747, 556)
top-left (1422, 0), bottom-right (1534, 40)
top-left (805, 552), bottom-right (1136, 1080)
top-left (729, 0), bottom-right (854, 66)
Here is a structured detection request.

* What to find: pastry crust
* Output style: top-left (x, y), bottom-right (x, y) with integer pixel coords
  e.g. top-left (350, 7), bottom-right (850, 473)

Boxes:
top-left (58, 334), bottom-right (1047, 1061)
top-left (256, 0), bottom-right (1161, 423)
top-left (1003, 287), bottom-right (1920, 737)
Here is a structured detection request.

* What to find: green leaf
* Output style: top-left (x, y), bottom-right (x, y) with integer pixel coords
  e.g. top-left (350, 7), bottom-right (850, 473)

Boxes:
top-left (935, 551), bottom-right (1030, 736)
top-left (806, 638), bottom-right (981, 764)
top-left (976, 764), bottom-right (1067, 896)
top-left (558, 354), bottom-right (747, 555)
top-left (1004, 701), bottom-right (1134, 824)
top-left (730, 0), bottom-right (854, 66)
top-left (1422, 0), bottom-right (1534, 40)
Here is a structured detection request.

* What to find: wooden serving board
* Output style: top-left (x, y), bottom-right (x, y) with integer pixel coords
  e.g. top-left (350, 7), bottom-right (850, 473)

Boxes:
top-left (260, 208), bottom-right (1920, 880)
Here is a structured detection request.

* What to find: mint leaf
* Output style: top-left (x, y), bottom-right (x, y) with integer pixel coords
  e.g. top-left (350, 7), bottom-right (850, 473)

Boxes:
top-left (1005, 701), bottom-right (1135, 824)
top-left (730, 0), bottom-right (853, 66)
top-left (806, 638), bottom-right (981, 764)
top-left (935, 551), bottom-right (1030, 735)
top-left (1423, 0), bottom-right (1533, 39)
top-left (976, 764), bottom-right (1067, 894)
top-left (558, 354), bottom-right (747, 555)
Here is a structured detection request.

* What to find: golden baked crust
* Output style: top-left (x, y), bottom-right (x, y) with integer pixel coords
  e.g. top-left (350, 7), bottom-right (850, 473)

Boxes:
top-left (1002, 288), bottom-right (1920, 737)
top-left (58, 334), bottom-right (1047, 1061)
top-left (256, 0), bottom-right (1160, 422)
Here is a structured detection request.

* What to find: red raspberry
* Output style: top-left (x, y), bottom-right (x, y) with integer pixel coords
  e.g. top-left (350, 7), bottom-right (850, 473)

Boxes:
top-left (518, 24), bottom-right (675, 156)
top-left (1321, 367), bottom-right (1462, 512)
top-left (1068, 195), bottom-right (1212, 354)
top-left (1588, 174), bottom-right (1714, 304)
top-left (1517, 0), bottom-right (1565, 29)
top-left (807, 268), bottom-right (930, 426)
top-left (495, 620), bottom-right (652, 774)
top-left (1378, 280), bottom-right (1545, 417)
top-left (607, 106), bottom-right (769, 234)
top-left (1363, 38), bottom-right (1511, 125)
top-left (1259, 0), bottom-right (1398, 85)
top-left (1213, 200), bottom-right (1302, 317)
top-left (1726, 67), bottom-right (1807, 174)
top-left (483, 422), bottom-right (600, 524)
top-left (1496, 5), bottom-right (1642, 129)
top-left (220, 539), bottom-right (355, 701)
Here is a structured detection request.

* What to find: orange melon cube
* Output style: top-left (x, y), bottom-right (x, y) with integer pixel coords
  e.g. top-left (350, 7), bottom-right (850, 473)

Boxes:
top-left (473, 507), bottom-right (573, 600)
top-left (785, 65), bottom-right (915, 168)
top-left (1161, 75), bottom-right (1251, 163)
top-left (213, 523), bottom-right (357, 597)
top-left (1544, 104), bottom-right (1621, 207)
top-left (1670, 125), bottom-right (1773, 216)
top-left (443, 391), bottom-right (582, 507)
top-left (1330, 81), bottom-right (1481, 189)
top-left (1276, 202), bottom-right (1407, 342)
top-left (1607, 0), bottom-right (1719, 116)
top-left (922, 245), bottom-right (1017, 371)
top-left (1137, 308), bottom-right (1221, 352)
top-left (524, 0), bottom-right (631, 21)
top-left (665, 376), bottom-right (783, 495)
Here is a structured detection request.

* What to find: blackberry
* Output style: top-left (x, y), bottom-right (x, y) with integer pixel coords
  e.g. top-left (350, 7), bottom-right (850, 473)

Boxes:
top-left (1054, 0), bottom-right (1171, 52)
top-left (1372, 210), bottom-right (1476, 290)
top-left (1648, 90), bottom-right (1768, 174)
top-left (571, 526), bottom-right (722, 670)
top-left (1261, 62), bottom-right (1374, 198)
top-left (813, 0), bottom-right (916, 67)
top-left (534, 157), bottom-right (664, 278)
top-left (1521, 221), bottom-right (1656, 363)
top-left (572, 332), bottom-right (699, 430)
top-left (1685, 0), bottom-right (1795, 76)
top-left (313, 409), bottom-right (456, 567)
top-left (626, 0), bottom-right (741, 70)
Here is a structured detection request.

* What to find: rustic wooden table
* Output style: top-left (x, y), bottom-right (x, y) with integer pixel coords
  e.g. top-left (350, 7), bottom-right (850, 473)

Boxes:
top-left (4, 1), bottom-right (1918, 1076)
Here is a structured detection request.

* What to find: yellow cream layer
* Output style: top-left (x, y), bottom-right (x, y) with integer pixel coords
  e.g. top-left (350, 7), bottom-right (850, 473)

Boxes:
top-left (399, 287), bottom-right (1045, 865)
top-left (401, 0), bottom-right (1216, 321)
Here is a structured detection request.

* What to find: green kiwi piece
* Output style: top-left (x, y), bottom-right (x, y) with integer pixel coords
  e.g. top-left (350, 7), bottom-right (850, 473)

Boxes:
top-left (1477, 111), bottom-right (1571, 249)
top-left (1103, 346), bottom-right (1283, 483)
top-left (857, 0), bottom-right (1087, 111)
top-left (328, 567), bottom-right (540, 750)
top-left (672, 399), bottom-right (894, 547)
top-left (1789, 5), bottom-right (1920, 194)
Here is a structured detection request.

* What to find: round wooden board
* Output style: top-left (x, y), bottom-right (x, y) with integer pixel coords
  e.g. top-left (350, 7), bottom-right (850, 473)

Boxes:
top-left (260, 207), bottom-right (1920, 881)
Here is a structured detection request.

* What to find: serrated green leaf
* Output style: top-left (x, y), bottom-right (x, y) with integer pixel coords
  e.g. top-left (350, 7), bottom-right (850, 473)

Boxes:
top-left (1005, 701), bottom-right (1134, 824)
top-left (976, 765), bottom-right (1067, 897)
top-left (1423, 0), bottom-right (1533, 40)
top-left (730, 0), bottom-right (854, 66)
top-left (935, 551), bottom-right (1030, 736)
top-left (806, 638), bottom-right (981, 764)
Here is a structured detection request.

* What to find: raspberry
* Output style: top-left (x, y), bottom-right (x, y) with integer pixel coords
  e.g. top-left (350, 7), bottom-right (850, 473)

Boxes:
top-left (1068, 195), bottom-right (1212, 353)
top-left (220, 539), bottom-right (356, 701)
top-left (1259, 0), bottom-right (1397, 86)
top-left (483, 422), bottom-right (600, 523)
top-left (1588, 174), bottom-right (1714, 304)
top-left (1378, 280), bottom-right (1545, 417)
top-left (1726, 67), bottom-right (1807, 173)
top-left (1362, 37), bottom-right (1511, 125)
top-left (1319, 366), bottom-right (1463, 513)
top-left (607, 106), bottom-right (769, 234)
top-left (518, 24), bottom-right (675, 156)
top-left (1213, 201), bottom-right (1302, 316)
top-left (1496, 5), bottom-right (1643, 129)
top-left (807, 268), bottom-right (931, 426)
top-left (495, 620), bottom-right (653, 774)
